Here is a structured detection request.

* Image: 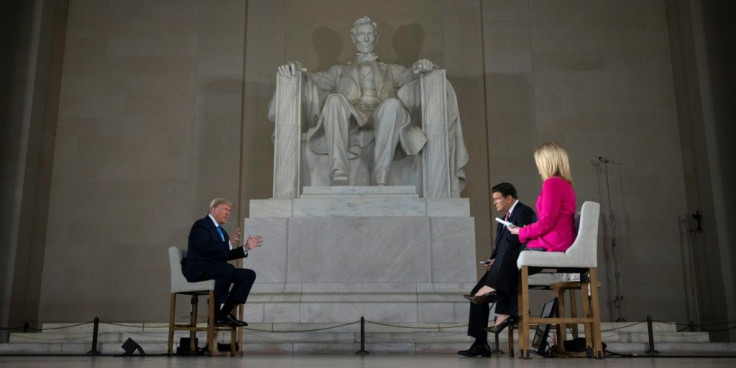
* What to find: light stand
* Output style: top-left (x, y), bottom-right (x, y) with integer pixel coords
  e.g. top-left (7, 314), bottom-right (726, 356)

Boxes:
top-left (599, 156), bottom-right (625, 322)
top-left (681, 211), bottom-right (702, 331)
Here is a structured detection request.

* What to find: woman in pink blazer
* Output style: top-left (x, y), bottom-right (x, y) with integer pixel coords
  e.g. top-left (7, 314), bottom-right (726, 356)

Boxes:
top-left (509, 142), bottom-right (576, 251)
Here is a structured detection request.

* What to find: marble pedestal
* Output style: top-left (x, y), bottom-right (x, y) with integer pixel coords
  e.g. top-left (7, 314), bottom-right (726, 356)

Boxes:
top-left (242, 186), bottom-right (476, 327)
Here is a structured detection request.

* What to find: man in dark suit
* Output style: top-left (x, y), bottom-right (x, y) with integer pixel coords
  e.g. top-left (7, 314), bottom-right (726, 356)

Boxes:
top-left (458, 183), bottom-right (537, 357)
top-left (182, 198), bottom-right (263, 327)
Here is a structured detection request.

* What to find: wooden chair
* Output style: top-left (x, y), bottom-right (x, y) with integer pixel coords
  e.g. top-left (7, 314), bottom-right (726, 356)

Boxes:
top-left (515, 201), bottom-right (603, 358)
top-left (167, 247), bottom-right (241, 356)
top-left (549, 279), bottom-right (603, 352)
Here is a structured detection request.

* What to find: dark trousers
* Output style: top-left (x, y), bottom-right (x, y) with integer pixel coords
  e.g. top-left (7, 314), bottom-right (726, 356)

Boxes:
top-left (467, 235), bottom-right (521, 339)
top-left (195, 263), bottom-right (256, 306)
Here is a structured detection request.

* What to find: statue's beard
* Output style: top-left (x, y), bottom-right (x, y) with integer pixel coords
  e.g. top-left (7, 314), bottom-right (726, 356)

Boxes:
top-left (356, 43), bottom-right (375, 54)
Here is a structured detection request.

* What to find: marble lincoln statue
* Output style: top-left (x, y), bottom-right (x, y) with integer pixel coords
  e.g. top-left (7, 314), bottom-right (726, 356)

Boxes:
top-left (272, 16), bottom-right (468, 195)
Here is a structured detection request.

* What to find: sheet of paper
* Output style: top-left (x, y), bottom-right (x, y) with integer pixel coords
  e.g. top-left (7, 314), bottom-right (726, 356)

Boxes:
top-left (495, 217), bottom-right (515, 227)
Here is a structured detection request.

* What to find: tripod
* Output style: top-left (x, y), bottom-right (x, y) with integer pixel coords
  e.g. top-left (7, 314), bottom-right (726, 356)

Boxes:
top-left (599, 156), bottom-right (625, 322)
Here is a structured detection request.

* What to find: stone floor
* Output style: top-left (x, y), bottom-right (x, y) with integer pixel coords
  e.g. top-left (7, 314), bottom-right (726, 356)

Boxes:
top-left (4, 320), bottom-right (731, 356)
top-left (1, 355), bottom-right (736, 368)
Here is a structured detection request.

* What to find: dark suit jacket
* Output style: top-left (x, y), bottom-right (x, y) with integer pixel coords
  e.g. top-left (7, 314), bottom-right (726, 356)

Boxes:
top-left (491, 201), bottom-right (537, 259)
top-left (182, 215), bottom-right (248, 282)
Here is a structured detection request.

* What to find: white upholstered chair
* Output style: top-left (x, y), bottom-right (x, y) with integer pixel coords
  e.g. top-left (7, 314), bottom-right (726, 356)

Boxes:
top-left (168, 247), bottom-right (240, 356)
top-left (515, 201), bottom-right (603, 358)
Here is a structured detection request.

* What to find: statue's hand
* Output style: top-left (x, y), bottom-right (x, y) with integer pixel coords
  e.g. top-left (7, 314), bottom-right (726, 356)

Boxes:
top-left (412, 59), bottom-right (437, 74)
top-left (277, 61), bottom-right (307, 78)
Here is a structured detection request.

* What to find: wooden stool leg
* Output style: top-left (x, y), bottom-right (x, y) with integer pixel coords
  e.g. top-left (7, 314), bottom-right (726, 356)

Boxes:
top-left (554, 286), bottom-right (566, 352)
top-left (569, 287), bottom-right (579, 339)
top-left (229, 305), bottom-right (237, 357)
top-left (208, 291), bottom-right (218, 356)
top-left (190, 295), bottom-right (199, 353)
top-left (236, 305), bottom-right (244, 356)
top-left (229, 328), bottom-right (236, 356)
top-left (589, 268), bottom-right (603, 358)
top-left (518, 266), bottom-right (531, 358)
top-left (580, 276), bottom-right (593, 353)
top-left (168, 293), bottom-right (176, 355)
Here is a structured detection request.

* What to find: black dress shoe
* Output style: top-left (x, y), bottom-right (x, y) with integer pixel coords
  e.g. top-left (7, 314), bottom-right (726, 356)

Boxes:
top-left (457, 342), bottom-right (492, 357)
top-left (463, 292), bottom-right (499, 305)
top-left (216, 314), bottom-right (248, 327)
top-left (487, 315), bottom-right (518, 334)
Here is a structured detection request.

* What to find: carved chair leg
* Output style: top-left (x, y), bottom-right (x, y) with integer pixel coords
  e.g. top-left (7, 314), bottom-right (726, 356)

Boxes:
top-left (168, 293), bottom-right (176, 355)
top-left (589, 268), bottom-right (603, 358)
top-left (518, 266), bottom-right (531, 358)
top-left (570, 287), bottom-right (579, 339)
top-left (190, 295), bottom-right (198, 353)
top-left (207, 291), bottom-right (219, 356)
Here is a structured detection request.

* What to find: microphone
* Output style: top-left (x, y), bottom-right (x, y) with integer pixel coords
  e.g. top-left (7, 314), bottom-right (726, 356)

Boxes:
top-left (598, 156), bottom-right (609, 164)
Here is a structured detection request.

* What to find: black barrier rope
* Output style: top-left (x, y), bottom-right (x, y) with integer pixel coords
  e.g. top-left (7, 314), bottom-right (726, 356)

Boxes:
top-left (677, 324), bottom-right (736, 333)
top-left (1, 321), bottom-right (90, 332)
top-left (105, 322), bottom-right (149, 328)
top-left (600, 321), bottom-right (645, 332)
top-left (3, 318), bottom-right (734, 336)
top-left (4, 319), bottom-right (736, 333)
top-left (243, 320), bottom-right (360, 333)
top-left (35, 322), bottom-right (92, 331)
top-left (652, 319), bottom-right (736, 333)
top-left (364, 319), bottom-right (467, 330)
top-left (6, 334), bottom-right (84, 341)
top-left (0, 325), bottom-right (28, 331)
top-left (681, 320), bottom-right (736, 327)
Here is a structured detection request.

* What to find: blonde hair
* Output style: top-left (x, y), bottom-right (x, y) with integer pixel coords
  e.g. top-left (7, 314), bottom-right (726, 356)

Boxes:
top-left (534, 142), bottom-right (573, 184)
top-left (209, 198), bottom-right (232, 211)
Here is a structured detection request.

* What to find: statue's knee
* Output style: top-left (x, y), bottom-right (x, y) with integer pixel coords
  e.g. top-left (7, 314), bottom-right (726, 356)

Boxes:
top-left (324, 94), bottom-right (348, 108)
top-left (381, 98), bottom-right (402, 110)
top-left (375, 98), bottom-right (404, 128)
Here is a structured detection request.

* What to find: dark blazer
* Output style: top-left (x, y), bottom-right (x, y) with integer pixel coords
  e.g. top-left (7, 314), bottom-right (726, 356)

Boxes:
top-left (491, 201), bottom-right (537, 259)
top-left (182, 215), bottom-right (247, 282)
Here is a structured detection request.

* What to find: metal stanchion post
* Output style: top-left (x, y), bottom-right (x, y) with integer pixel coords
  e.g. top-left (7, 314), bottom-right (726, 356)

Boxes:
top-left (644, 316), bottom-right (659, 354)
top-left (87, 317), bottom-right (100, 355)
top-left (355, 316), bottom-right (369, 355)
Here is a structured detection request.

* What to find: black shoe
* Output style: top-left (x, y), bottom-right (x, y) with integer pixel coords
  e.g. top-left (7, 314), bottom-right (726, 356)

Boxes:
top-left (463, 292), bottom-right (498, 305)
top-left (457, 342), bottom-right (492, 357)
top-left (487, 315), bottom-right (518, 334)
top-left (216, 313), bottom-right (248, 327)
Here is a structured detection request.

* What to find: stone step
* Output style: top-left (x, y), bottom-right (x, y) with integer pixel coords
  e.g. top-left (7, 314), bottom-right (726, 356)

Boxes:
top-left (0, 341), bottom-right (481, 355)
top-left (14, 321), bottom-right (697, 340)
top-left (1, 321), bottom-right (719, 355)
top-left (604, 342), bottom-right (736, 355)
top-left (301, 186), bottom-right (419, 197)
top-left (615, 332), bottom-right (710, 343)
top-left (249, 198), bottom-right (470, 217)
top-left (7, 322), bottom-right (710, 342)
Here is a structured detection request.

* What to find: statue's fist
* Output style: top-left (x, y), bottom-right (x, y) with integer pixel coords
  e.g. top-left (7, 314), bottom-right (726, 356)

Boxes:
top-left (412, 59), bottom-right (437, 74)
top-left (277, 61), bottom-right (307, 77)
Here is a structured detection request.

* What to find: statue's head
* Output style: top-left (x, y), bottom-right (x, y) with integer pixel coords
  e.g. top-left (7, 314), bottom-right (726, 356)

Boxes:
top-left (350, 16), bottom-right (379, 54)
